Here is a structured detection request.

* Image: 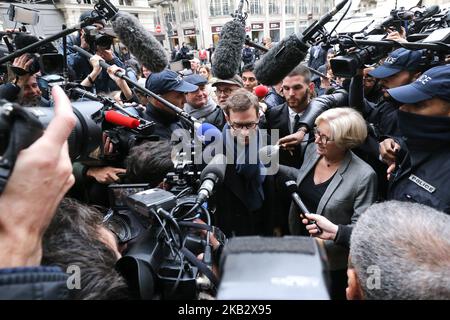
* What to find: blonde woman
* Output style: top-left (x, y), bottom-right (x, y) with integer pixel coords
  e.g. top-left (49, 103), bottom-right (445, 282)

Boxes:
top-left (288, 107), bottom-right (377, 300)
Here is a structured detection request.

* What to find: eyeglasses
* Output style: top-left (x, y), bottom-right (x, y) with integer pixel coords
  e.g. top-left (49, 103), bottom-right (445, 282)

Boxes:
top-left (312, 128), bottom-right (334, 145)
top-left (216, 87), bottom-right (234, 95)
top-left (230, 122), bottom-right (259, 130)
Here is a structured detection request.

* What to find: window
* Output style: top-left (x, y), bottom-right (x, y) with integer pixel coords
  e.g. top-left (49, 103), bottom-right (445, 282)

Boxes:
top-left (323, 0), bottom-right (332, 13)
top-left (299, 0), bottom-right (308, 15)
top-left (285, 21), bottom-right (295, 36)
top-left (82, 0), bottom-right (92, 4)
top-left (313, 2), bottom-right (320, 15)
top-left (118, 0), bottom-right (133, 6)
top-left (299, 21), bottom-right (308, 33)
top-left (180, 0), bottom-right (195, 22)
top-left (163, 3), bottom-right (176, 24)
top-left (268, 0), bottom-right (280, 15)
top-left (285, 0), bottom-right (294, 15)
top-left (209, 0), bottom-right (232, 17)
top-left (250, 0), bottom-right (263, 15)
top-left (153, 14), bottom-right (161, 27)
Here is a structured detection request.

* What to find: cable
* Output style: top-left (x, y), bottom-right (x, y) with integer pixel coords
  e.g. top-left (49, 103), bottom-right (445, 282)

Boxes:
top-left (328, 0), bottom-right (352, 38)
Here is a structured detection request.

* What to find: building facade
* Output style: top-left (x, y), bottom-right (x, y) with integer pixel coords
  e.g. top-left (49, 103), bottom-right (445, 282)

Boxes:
top-left (0, 0), bottom-right (157, 39)
top-left (152, 0), bottom-right (334, 50)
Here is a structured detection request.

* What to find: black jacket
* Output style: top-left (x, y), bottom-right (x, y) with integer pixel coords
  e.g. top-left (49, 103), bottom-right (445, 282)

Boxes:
top-left (0, 83), bottom-right (20, 102)
top-left (264, 87), bottom-right (285, 110)
top-left (211, 164), bottom-right (280, 238)
top-left (0, 266), bottom-right (68, 300)
top-left (263, 102), bottom-right (305, 168)
top-left (142, 104), bottom-right (185, 140)
top-left (201, 106), bottom-right (226, 131)
top-left (387, 111), bottom-right (450, 214)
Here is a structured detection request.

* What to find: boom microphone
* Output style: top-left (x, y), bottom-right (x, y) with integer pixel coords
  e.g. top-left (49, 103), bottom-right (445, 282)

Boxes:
top-left (105, 110), bottom-right (140, 129)
top-left (212, 19), bottom-right (246, 79)
top-left (111, 11), bottom-right (168, 72)
top-left (254, 0), bottom-right (350, 86)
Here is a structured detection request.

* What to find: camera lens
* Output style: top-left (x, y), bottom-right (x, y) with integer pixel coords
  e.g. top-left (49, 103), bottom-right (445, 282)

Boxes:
top-left (105, 214), bottom-right (133, 244)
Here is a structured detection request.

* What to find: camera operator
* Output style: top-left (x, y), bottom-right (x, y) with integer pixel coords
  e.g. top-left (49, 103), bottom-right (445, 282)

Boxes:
top-left (142, 69), bottom-right (198, 140)
top-left (0, 54), bottom-right (42, 106)
top-left (0, 86), bottom-right (75, 299)
top-left (124, 140), bottom-right (174, 188)
top-left (66, 12), bottom-right (133, 95)
top-left (42, 198), bottom-right (130, 299)
top-left (61, 10), bottom-right (106, 55)
top-left (379, 64), bottom-right (450, 214)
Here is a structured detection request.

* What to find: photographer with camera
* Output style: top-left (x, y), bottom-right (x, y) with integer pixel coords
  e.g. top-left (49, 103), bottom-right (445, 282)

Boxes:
top-left (67, 11), bottom-right (132, 95)
top-left (0, 86), bottom-right (75, 299)
top-left (0, 54), bottom-right (42, 106)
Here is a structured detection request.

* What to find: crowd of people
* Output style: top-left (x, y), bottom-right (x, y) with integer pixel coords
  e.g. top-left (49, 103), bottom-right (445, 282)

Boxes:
top-left (0, 8), bottom-right (449, 301)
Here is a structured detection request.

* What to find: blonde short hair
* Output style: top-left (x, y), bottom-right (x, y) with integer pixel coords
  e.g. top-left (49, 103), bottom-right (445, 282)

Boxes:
top-left (315, 107), bottom-right (367, 150)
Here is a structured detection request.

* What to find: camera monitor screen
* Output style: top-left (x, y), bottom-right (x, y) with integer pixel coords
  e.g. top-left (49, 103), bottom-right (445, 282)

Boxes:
top-left (108, 183), bottom-right (150, 210)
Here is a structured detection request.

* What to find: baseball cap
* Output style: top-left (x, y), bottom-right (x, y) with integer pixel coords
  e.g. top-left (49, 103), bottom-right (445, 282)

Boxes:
top-left (212, 74), bottom-right (244, 88)
top-left (184, 74), bottom-right (208, 86)
top-left (387, 64), bottom-right (450, 104)
top-left (146, 69), bottom-right (198, 95)
top-left (79, 10), bottom-right (106, 27)
top-left (369, 48), bottom-right (425, 79)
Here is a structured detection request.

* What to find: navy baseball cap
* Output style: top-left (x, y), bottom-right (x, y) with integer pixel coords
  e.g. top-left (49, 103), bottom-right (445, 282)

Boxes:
top-left (369, 48), bottom-right (425, 79)
top-left (146, 69), bottom-right (198, 95)
top-left (184, 74), bottom-right (208, 86)
top-left (387, 64), bottom-right (450, 104)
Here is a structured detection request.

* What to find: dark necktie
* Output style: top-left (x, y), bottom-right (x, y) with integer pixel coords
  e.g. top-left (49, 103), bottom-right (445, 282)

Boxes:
top-left (293, 113), bottom-right (301, 133)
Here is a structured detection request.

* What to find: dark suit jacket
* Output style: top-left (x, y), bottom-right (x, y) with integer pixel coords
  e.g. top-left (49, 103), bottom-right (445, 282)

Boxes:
top-left (264, 102), bottom-right (309, 168)
top-left (211, 164), bottom-right (280, 238)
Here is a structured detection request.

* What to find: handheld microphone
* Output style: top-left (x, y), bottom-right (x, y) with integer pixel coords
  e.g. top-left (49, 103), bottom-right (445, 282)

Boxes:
top-left (195, 122), bottom-right (222, 146)
top-left (111, 11), bottom-right (168, 72)
top-left (285, 180), bottom-right (322, 234)
top-left (254, 85), bottom-right (269, 99)
top-left (105, 110), bottom-right (140, 129)
top-left (254, 0), bottom-right (350, 86)
top-left (196, 154), bottom-right (227, 205)
top-left (212, 19), bottom-right (246, 79)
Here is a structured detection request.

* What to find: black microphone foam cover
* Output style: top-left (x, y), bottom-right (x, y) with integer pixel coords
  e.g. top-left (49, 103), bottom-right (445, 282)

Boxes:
top-left (111, 11), bottom-right (168, 72)
top-left (212, 19), bottom-right (246, 79)
top-left (254, 34), bottom-right (309, 86)
top-left (200, 154), bottom-right (227, 184)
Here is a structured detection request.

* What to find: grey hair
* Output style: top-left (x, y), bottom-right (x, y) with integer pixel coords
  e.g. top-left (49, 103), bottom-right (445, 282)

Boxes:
top-left (350, 201), bottom-right (450, 300)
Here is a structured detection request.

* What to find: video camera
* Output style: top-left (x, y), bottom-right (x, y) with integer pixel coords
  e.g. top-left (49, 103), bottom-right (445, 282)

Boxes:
top-left (104, 150), bottom-right (225, 300)
top-left (82, 26), bottom-right (115, 51)
top-left (328, 5), bottom-right (450, 78)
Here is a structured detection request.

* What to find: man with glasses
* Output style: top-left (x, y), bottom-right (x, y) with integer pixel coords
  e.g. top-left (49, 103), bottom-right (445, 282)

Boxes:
top-left (211, 74), bottom-right (244, 108)
top-left (211, 88), bottom-right (278, 237)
